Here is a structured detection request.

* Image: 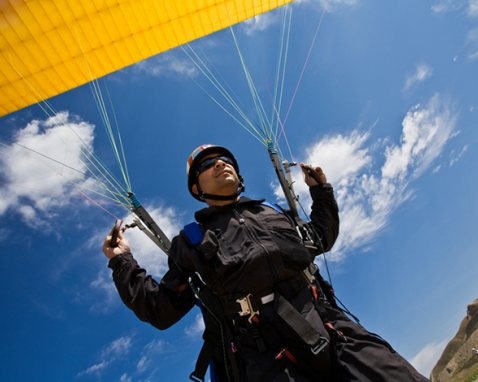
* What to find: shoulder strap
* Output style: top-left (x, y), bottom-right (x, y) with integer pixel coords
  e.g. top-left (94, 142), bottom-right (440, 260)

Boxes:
top-left (183, 222), bottom-right (204, 246)
top-left (261, 200), bottom-right (286, 214)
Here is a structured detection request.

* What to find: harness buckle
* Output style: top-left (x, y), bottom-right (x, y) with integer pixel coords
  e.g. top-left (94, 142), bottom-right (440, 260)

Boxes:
top-left (236, 293), bottom-right (260, 323)
top-left (303, 262), bottom-right (317, 284)
top-left (310, 336), bottom-right (329, 355)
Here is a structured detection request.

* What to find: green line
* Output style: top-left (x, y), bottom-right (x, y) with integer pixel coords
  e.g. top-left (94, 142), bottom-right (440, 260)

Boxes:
top-left (183, 45), bottom-right (253, 124)
top-left (229, 28), bottom-right (272, 140)
top-left (105, 82), bottom-right (132, 192)
top-left (84, 69), bottom-right (130, 196)
top-left (271, 6), bottom-right (290, 135)
top-left (80, 149), bottom-right (130, 204)
top-left (182, 45), bottom-right (265, 140)
top-left (189, 75), bottom-right (267, 146)
top-left (274, 6), bottom-right (293, 144)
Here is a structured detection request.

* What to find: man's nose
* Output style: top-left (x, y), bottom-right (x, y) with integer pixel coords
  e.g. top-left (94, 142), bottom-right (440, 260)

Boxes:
top-left (215, 159), bottom-right (227, 168)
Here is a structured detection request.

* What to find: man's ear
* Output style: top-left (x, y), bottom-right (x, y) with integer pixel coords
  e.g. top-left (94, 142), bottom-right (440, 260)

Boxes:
top-left (192, 183), bottom-right (206, 201)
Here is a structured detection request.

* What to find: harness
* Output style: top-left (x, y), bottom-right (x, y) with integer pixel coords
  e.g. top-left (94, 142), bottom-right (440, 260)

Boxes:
top-left (184, 201), bottom-right (338, 382)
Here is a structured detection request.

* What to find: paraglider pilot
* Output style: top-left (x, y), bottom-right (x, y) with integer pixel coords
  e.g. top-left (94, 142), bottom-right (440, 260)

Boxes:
top-left (103, 144), bottom-right (429, 382)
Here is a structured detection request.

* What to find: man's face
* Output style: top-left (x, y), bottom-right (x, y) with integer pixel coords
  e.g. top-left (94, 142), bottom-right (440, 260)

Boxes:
top-left (193, 153), bottom-right (240, 199)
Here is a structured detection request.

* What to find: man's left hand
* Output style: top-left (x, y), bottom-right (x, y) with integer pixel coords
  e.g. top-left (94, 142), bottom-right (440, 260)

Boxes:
top-left (103, 228), bottom-right (130, 259)
top-left (300, 163), bottom-right (327, 187)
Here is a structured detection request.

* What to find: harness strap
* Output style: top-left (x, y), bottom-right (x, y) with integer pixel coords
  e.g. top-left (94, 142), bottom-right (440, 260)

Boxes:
top-left (274, 293), bottom-right (329, 355)
top-left (190, 332), bottom-right (217, 382)
top-left (195, 285), bottom-right (241, 382)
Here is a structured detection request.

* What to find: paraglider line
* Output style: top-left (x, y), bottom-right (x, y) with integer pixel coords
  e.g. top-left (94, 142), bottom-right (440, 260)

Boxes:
top-left (282, 6), bottom-right (326, 130)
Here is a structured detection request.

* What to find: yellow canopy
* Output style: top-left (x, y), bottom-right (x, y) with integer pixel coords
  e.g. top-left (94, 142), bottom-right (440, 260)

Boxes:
top-left (0, 0), bottom-right (293, 117)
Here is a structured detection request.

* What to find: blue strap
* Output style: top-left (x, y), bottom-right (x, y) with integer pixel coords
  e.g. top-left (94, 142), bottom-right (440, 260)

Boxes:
top-left (183, 222), bottom-right (204, 246)
top-left (261, 201), bottom-right (285, 214)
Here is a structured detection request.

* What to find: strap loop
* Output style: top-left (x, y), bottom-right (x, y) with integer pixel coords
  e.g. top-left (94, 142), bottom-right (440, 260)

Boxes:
top-left (274, 293), bottom-right (329, 355)
top-left (189, 372), bottom-right (204, 382)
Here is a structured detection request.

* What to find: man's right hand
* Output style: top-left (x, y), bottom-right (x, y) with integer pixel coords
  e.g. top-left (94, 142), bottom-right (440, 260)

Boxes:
top-left (103, 228), bottom-right (131, 259)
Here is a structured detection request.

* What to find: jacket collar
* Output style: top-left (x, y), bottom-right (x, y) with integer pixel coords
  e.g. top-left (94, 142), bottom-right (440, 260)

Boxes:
top-left (195, 196), bottom-right (264, 223)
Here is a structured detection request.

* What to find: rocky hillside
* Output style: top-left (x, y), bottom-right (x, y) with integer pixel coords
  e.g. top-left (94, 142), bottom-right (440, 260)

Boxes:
top-left (431, 299), bottom-right (478, 382)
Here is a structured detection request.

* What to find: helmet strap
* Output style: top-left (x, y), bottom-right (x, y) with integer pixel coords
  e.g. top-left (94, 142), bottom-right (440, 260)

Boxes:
top-left (197, 178), bottom-right (245, 202)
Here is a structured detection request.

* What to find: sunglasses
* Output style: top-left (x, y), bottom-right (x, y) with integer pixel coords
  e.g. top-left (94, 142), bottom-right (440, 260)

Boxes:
top-left (196, 156), bottom-right (234, 175)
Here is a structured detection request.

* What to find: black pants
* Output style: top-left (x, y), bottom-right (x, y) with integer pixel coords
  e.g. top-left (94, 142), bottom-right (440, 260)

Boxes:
top-left (317, 302), bottom-right (429, 382)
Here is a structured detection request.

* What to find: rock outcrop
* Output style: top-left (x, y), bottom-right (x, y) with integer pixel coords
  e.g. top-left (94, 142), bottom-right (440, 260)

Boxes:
top-left (431, 299), bottom-right (478, 382)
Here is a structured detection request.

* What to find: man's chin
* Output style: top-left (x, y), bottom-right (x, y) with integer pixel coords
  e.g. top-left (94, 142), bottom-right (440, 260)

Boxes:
top-left (216, 182), bottom-right (239, 195)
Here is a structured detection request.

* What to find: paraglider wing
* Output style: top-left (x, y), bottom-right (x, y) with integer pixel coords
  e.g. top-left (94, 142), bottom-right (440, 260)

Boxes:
top-left (0, 0), bottom-right (294, 117)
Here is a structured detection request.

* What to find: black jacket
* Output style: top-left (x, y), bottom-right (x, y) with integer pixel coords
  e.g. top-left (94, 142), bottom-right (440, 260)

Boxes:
top-left (108, 184), bottom-right (339, 330)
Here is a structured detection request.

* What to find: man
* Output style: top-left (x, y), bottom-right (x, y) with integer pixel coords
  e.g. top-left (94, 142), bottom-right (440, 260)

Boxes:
top-left (103, 144), bottom-right (428, 381)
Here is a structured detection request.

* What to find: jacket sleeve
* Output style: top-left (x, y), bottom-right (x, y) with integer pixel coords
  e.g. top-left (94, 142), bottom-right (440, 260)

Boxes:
top-left (309, 183), bottom-right (340, 252)
top-left (108, 237), bottom-right (196, 330)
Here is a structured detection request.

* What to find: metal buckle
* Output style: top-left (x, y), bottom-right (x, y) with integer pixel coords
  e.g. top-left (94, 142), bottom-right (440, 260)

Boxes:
top-left (303, 263), bottom-right (317, 284)
top-left (310, 337), bottom-right (329, 355)
top-left (236, 293), bottom-right (260, 323)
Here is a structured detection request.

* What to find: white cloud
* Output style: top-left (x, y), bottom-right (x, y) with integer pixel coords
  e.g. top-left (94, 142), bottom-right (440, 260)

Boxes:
top-left (323, 0), bottom-right (359, 9)
top-left (142, 338), bottom-right (166, 354)
top-left (468, 0), bottom-right (478, 16)
top-left (77, 335), bottom-right (133, 378)
top-left (242, 0), bottom-right (359, 36)
top-left (101, 336), bottom-right (132, 358)
top-left (274, 131), bottom-right (372, 202)
top-left (136, 355), bottom-right (149, 374)
top-left (403, 63), bottom-right (433, 92)
top-left (274, 130), bottom-right (372, 204)
top-left (243, 13), bottom-right (280, 36)
top-left (136, 339), bottom-right (167, 375)
top-left (297, 0), bottom-right (359, 12)
top-left (119, 374), bottom-right (132, 382)
top-left (449, 144), bottom-right (468, 166)
top-left (0, 228), bottom-right (9, 242)
top-left (432, 164), bottom-right (442, 173)
top-left (88, 269), bottom-right (120, 313)
top-left (276, 94), bottom-right (457, 260)
top-left (466, 27), bottom-right (478, 60)
top-left (135, 52), bottom-right (198, 78)
top-left (382, 95), bottom-right (456, 179)
top-left (432, 3), bottom-right (478, 59)
top-left (76, 361), bottom-right (109, 377)
top-left (0, 112), bottom-right (95, 227)
top-left (431, 0), bottom-right (466, 14)
top-left (184, 313), bottom-right (205, 338)
top-left (410, 340), bottom-right (448, 377)
top-left (431, 0), bottom-right (478, 16)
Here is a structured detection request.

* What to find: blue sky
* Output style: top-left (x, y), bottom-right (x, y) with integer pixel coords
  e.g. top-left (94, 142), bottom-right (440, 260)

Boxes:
top-left (1, 0), bottom-right (477, 380)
